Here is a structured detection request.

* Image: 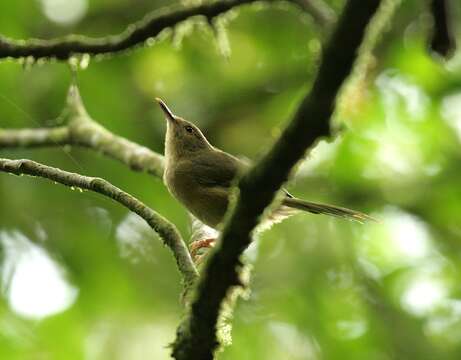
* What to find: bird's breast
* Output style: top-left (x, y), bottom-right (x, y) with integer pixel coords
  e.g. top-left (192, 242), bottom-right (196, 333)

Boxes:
top-left (164, 163), bottom-right (228, 228)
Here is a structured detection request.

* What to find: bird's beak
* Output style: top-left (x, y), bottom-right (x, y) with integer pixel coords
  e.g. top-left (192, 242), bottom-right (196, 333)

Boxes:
top-left (155, 98), bottom-right (176, 123)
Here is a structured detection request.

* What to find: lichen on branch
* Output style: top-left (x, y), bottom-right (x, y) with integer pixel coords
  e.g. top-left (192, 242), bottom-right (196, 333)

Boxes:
top-left (0, 0), bottom-right (294, 61)
top-left (0, 157), bottom-right (198, 286)
top-left (0, 84), bottom-right (165, 178)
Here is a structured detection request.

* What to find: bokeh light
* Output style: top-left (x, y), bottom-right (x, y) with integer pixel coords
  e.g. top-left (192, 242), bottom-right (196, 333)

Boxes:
top-left (39, 0), bottom-right (88, 25)
top-left (0, 231), bottom-right (78, 319)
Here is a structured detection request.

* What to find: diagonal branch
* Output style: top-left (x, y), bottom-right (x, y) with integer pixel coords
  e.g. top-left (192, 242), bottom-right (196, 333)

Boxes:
top-left (0, 0), bottom-right (319, 61)
top-left (0, 85), bottom-right (165, 179)
top-left (0, 157), bottom-right (198, 286)
top-left (172, 0), bottom-right (382, 359)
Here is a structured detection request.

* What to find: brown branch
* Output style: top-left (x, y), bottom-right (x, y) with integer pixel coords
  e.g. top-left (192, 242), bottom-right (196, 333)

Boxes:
top-left (0, 85), bottom-right (165, 179)
top-left (0, 0), bottom-right (303, 61)
top-left (0, 157), bottom-right (199, 286)
top-left (172, 0), bottom-right (382, 359)
top-left (429, 0), bottom-right (456, 58)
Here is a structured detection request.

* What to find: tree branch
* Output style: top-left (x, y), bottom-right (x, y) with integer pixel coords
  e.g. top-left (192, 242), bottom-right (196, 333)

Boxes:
top-left (0, 157), bottom-right (198, 286)
top-left (0, 85), bottom-right (165, 179)
top-left (0, 0), bottom-right (304, 61)
top-left (172, 0), bottom-right (382, 358)
top-left (429, 0), bottom-right (456, 58)
top-left (0, 126), bottom-right (70, 147)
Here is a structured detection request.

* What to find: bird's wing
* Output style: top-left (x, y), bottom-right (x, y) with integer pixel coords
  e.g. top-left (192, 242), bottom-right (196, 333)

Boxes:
top-left (189, 149), bottom-right (246, 188)
top-left (190, 150), bottom-right (295, 197)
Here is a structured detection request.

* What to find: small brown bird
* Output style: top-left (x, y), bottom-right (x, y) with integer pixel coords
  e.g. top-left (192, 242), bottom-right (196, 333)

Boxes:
top-left (156, 99), bottom-right (372, 257)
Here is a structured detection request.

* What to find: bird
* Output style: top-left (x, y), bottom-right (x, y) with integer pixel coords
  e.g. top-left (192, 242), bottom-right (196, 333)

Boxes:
top-left (156, 98), bottom-right (373, 260)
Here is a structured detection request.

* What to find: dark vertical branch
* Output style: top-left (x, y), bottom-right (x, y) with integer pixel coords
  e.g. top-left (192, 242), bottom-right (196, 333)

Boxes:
top-left (172, 1), bottom-right (382, 359)
top-left (430, 0), bottom-right (456, 58)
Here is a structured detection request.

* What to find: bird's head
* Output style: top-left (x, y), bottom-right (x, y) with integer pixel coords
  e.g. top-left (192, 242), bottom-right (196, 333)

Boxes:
top-left (155, 98), bottom-right (212, 160)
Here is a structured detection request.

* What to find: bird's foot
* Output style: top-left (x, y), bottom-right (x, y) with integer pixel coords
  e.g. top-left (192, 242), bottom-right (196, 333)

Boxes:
top-left (189, 238), bottom-right (216, 264)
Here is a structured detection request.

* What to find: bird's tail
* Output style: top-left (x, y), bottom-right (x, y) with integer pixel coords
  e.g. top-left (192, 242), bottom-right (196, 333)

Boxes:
top-left (282, 197), bottom-right (375, 223)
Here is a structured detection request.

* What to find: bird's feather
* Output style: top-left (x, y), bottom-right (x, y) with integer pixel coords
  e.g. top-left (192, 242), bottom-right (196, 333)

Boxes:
top-left (189, 149), bottom-right (245, 188)
top-left (282, 197), bottom-right (375, 223)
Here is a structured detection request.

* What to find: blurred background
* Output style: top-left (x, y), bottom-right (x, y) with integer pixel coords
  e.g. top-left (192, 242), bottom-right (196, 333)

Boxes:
top-left (1, 0), bottom-right (461, 359)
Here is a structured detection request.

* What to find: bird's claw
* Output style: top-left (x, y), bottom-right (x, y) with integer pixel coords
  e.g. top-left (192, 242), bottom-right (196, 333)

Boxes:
top-left (189, 238), bottom-right (216, 264)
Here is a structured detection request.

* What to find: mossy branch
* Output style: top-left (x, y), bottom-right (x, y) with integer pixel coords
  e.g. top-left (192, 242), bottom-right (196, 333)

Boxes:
top-left (172, 0), bottom-right (382, 359)
top-left (0, 0), bottom-right (332, 61)
top-left (0, 157), bottom-right (198, 286)
top-left (0, 85), bottom-right (165, 179)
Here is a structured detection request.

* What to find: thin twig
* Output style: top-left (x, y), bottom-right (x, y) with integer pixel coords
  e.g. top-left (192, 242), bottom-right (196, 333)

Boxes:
top-left (172, 0), bottom-right (382, 359)
top-left (0, 157), bottom-right (198, 286)
top-left (0, 85), bottom-right (165, 179)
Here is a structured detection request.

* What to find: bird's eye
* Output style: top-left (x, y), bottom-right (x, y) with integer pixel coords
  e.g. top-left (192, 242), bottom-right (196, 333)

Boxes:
top-left (185, 125), bottom-right (193, 133)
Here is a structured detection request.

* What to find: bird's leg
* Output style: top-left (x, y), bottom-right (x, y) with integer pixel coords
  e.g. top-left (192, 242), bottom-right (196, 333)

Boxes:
top-left (189, 238), bottom-right (216, 263)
